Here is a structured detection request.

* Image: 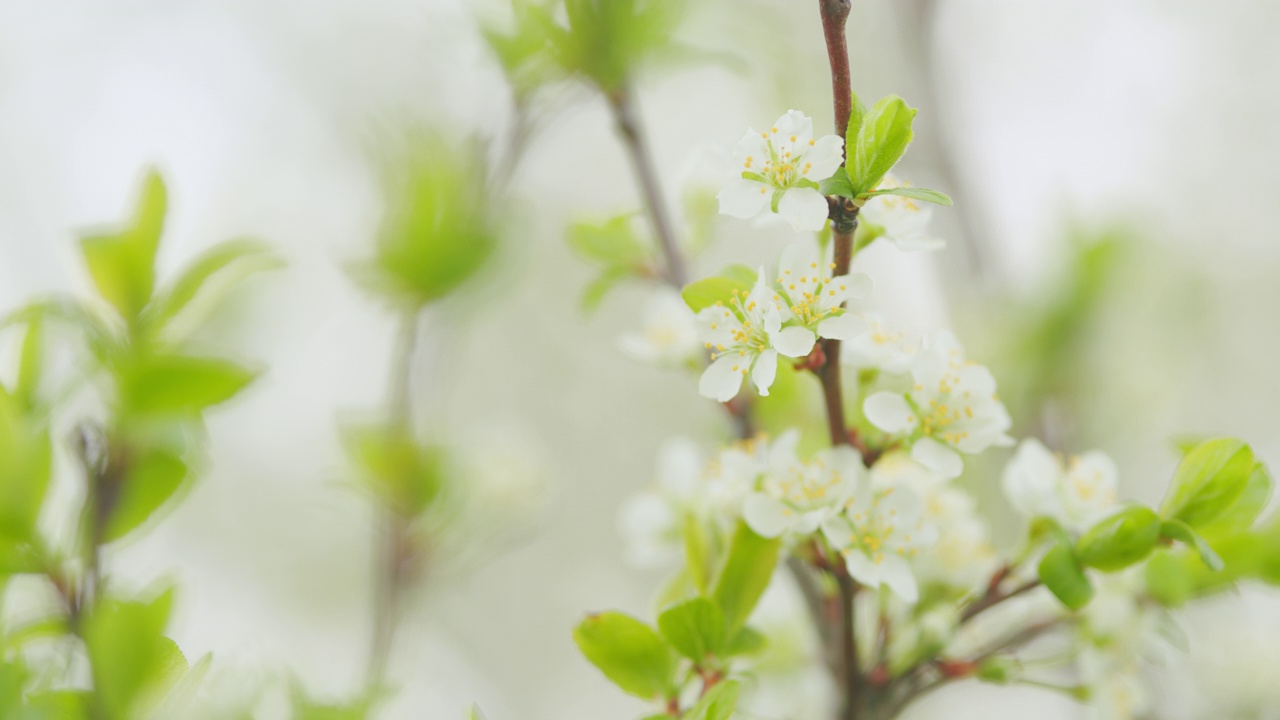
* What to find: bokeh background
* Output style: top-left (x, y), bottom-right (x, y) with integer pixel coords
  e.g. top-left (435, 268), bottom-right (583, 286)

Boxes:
top-left (1, 0), bottom-right (1278, 718)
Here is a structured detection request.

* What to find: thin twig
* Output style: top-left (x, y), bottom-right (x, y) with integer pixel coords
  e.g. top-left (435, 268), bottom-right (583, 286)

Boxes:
top-left (608, 88), bottom-right (688, 287)
top-left (959, 578), bottom-right (1042, 624)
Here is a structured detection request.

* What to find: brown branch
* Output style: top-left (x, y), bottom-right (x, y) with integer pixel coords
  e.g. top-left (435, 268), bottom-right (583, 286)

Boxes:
top-left (608, 88), bottom-right (688, 287)
top-left (959, 578), bottom-right (1042, 624)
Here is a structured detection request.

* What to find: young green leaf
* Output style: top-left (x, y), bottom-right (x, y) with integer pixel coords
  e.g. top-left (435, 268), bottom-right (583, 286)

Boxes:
top-left (846, 90), bottom-right (868, 148)
top-left (80, 169), bottom-right (168, 321)
top-left (687, 679), bottom-right (740, 720)
top-left (84, 589), bottom-right (176, 718)
top-left (103, 449), bottom-right (189, 542)
top-left (1197, 463), bottom-right (1272, 539)
top-left (1037, 541), bottom-right (1093, 610)
top-left (681, 276), bottom-right (752, 313)
top-left (856, 186), bottom-right (953, 206)
top-left (573, 611), bottom-right (676, 700)
top-left (681, 512), bottom-right (713, 594)
top-left (143, 239), bottom-right (282, 335)
top-left (849, 96), bottom-right (917, 195)
top-left (722, 626), bottom-right (766, 656)
top-left (712, 521), bottom-right (780, 633)
top-left (1075, 505), bottom-right (1161, 572)
top-left (566, 215), bottom-right (648, 267)
top-left (121, 354), bottom-right (259, 416)
top-left (1159, 519), bottom-right (1225, 571)
top-left (1159, 438), bottom-right (1255, 529)
top-left (818, 167), bottom-right (855, 199)
top-left (0, 391), bottom-right (52, 543)
top-left (657, 597), bottom-right (725, 661)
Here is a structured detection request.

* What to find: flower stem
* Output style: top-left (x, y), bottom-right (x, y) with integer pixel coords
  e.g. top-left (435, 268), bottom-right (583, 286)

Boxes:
top-left (608, 88), bottom-right (689, 288)
top-left (366, 310), bottom-right (421, 690)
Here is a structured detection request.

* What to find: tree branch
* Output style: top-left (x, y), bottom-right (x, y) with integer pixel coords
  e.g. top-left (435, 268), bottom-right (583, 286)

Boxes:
top-left (608, 88), bottom-right (688, 287)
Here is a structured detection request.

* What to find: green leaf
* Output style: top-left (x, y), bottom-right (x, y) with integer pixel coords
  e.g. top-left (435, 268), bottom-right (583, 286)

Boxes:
top-left (79, 169), bottom-right (168, 320)
top-left (712, 521), bottom-right (780, 633)
top-left (849, 96), bottom-right (917, 195)
top-left (1037, 541), bottom-right (1093, 610)
top-left (1075, 505), bottom-right (1161, 572)
top-left (103, 449), bottom-right (189, 542)
top-left (0, 391), bottom-right (52, 543)
top-left (1159, 438), bottom-right (1255, 529)
top-left (580, 265), bottom-right (632, 314)
top-left (573, 611), bottom-right (676, 700)
top-left (818, 167), bottom-right (855, 199)
top-left (681, 512), bottom-right (713, 594)
top-left (15, 315), bottom-right (44, 411)
top-left (364, 130), bottom-right (498, 306)
top-left (856, 186), bottom-right (952, 206)
top-left (567, 215), bottom-right (648, 267)
top-left (718, 264), bottom-right (758, 288)
top-left (846, 90), bottom-right (868, 147)
top-left (687, 679), bottom-right (740, 720)
top-left (681, 276), bottom-right (751, 314)
top-left (1159, 519), bottom-right (1224, 571)
top-left (121, 354), bottom-right (259, 416)
top-left (84, 589), bottom-right (176, 719)
top-left (1198, 463), bottom-right (1272, 539)
top-left (722, 626), bottom-right (766, 656)
top-left (343, 424), bottom-right (445, 517)
top-left (143, 239), bottom-right (282, 335)
top-left (1144, 549), bottom-right (1195, 607)
top-left (657, 597), bottom-right (725, 661)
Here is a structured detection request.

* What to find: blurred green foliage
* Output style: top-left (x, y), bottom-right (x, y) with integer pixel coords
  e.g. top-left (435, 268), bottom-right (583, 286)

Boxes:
top-left (352, 130), bottom-right (499, 308)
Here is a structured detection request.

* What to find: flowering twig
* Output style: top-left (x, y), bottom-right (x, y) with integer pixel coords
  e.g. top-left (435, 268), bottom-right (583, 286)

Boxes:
top-left (608, 88), bottom-right (688, 287)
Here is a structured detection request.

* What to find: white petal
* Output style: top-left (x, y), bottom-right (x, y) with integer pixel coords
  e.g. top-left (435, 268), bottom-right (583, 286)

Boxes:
top-left (843, 550), bottom-right (881, 588)
top-left (743, 493), bottom-right (790, 538)
top-left (879, 555), bottom-right (919, 604)
top-left (770, 325), bottom-right (816, 358)
top-left (718, 178), bottom-right (770, 219)
top-left (863, 392), bottom-right (915, 433)
top-left (817, 313), bottom-right (867, 341)
top-left (698, 353), bottom-right (747, 402)
top-left (731, 128), bottom-right (769, 169)
top-left (777, 241), bottom-right (818, 284)
top-left (777, 188), bottom-right (830, 232)
top-left (657, 438), bottom-right (704, 500)
top-left (802, 134), bottom-right (845, 180)
top-left (751, 348), bottom-right (779, 396)
top-left (911, 438), bottom-right (964, 479)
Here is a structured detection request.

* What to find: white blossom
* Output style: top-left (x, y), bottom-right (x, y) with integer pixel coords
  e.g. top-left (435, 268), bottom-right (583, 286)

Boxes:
top-left (617, 287), bottom-right (700, 367)
top-left (772, 241), bottom-right (871, 342)
top-left (617, 437), bottom-right (707, 566)
top-left (742, 430), bottom-right (862, 541)
top-left (843, 311), bottom-right (918, 374)
top-left (718, 110), bottom-right (844, 232)
top-left (1002, 437), bottom-right (1119, 533)
top-left (863, 331), bottom-right (1014, 478)
top-left (695, 272), bottom-right (816, 401)
top-left (821, 482), bottom-right (937, 603)
top-left (871, 453), bottom-right (997, 591)
top-left (858, 175), bottom-right (944, 252)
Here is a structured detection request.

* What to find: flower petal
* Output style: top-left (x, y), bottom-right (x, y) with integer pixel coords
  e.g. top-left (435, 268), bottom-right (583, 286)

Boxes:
top-left (777, 187), bottom-right (830, 232)
top-left (802, 134), bottom-right (845, 181)
top-left (863, 392), bottom-right (916, 433)
top-left (817, 313), bottom-right (868, 341)
top-left (771, 325), bottom-right (816, 358)
top-left (843, 550), bottom-right (881, 588)
top-left (744, 493), bottom-right (791, 538)
top-left (718, 178), bottom-right (770, 219)
top-left (911, 437), bottom-right (964, 479)
top-left (698, 353), bottom-right (748, 402)
top-left (751, 348), bottom-right (779, 396)
top-left (879, 554), bottom-right (919, 604)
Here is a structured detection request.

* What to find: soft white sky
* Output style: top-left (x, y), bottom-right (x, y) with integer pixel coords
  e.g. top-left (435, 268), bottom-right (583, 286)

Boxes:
top-left (1, 1), bottom-right (1279, 718)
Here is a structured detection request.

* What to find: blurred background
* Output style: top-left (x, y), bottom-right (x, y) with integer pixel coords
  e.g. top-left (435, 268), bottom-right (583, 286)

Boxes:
top-left (1, 0), bottom-right (1278, 718)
